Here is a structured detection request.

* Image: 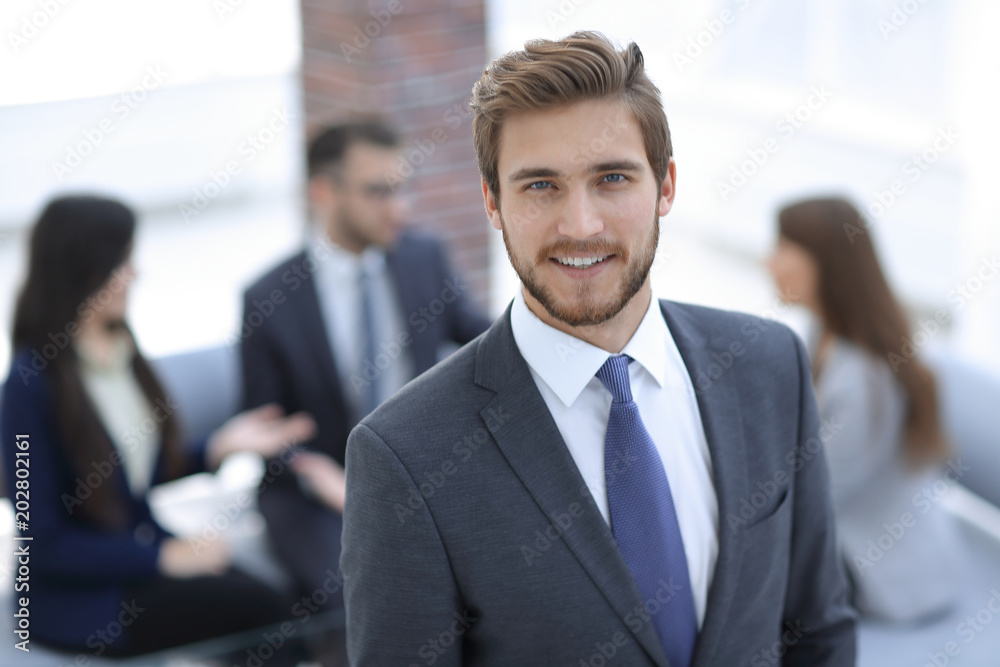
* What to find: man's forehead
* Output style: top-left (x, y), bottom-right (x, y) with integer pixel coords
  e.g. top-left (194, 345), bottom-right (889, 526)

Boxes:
top-left (343, 141), bottom-right (398, 167)
top-left (339, 142), bottom-right (398, 179)
top-left (497, 100), bottom-right (645, 177)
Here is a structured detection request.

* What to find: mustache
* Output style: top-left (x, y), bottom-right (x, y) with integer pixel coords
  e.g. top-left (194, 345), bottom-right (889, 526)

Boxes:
top-left (535, 239), bottom-right (626, 265)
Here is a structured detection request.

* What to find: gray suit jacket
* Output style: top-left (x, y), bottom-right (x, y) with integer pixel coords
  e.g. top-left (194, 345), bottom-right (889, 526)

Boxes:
top-left (341, 300), bottom-right (857, 666)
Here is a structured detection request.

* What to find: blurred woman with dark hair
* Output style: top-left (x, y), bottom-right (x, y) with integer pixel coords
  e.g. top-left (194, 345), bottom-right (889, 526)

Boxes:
top-left (0, 195), bottom-right (315, 656)
top-left (768, 196), bottom-right (962, 622)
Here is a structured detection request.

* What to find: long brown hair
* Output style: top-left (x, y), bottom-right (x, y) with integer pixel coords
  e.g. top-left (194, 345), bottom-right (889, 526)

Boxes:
top-left (12, 195), bottom-right (186, 529)
top-left (778, 197), bottom-right (949, 465)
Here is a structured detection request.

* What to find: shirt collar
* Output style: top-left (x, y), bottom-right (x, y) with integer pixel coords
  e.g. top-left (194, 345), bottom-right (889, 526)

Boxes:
top-left (310, 225), bottom-right (386, 277)
top-left (510, 287), bottom-right (669, 407)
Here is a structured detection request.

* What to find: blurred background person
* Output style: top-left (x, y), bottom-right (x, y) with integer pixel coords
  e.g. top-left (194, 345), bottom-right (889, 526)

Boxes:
top-left (768, 196), bottom-right (963, 623)
top-left (0, 195), bottom-right (316, 658)
top-left (240, 120), bottom-right (492, 634)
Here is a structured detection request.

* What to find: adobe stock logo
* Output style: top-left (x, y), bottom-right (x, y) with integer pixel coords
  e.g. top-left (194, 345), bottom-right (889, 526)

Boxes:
top-left (339, 0), bottom-right (409, 63)
top-left (672, 0), bottom-right (758, 74)
top-left (50, 66), bottom-right (170, 181)
top-left (7, 0), bottom-right (72, 54)
top-left (179, 107), bottom-right (292, 222)
top-left (716, 85), bottom-right (834, 202)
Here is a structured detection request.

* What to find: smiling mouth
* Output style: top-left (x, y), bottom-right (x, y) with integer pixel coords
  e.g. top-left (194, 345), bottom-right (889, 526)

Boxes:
top-left (553, 255), bottom-right (611, 268)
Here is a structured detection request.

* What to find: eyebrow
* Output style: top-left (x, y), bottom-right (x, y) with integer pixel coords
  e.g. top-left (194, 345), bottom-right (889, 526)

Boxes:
top-left (589, 160), bottom-right (644, 175)
top-left (508, 167), bottom-right (562, 182)
top-left (507, 160), bottom-right (645, 182)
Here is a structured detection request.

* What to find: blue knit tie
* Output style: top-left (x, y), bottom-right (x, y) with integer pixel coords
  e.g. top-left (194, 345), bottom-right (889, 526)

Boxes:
top-left (597, 355), bottom-right (697, 667)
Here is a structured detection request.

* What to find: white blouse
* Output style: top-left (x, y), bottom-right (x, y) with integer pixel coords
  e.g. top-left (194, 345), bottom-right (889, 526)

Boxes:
top-left (75, 333), bottom-right (159, 496)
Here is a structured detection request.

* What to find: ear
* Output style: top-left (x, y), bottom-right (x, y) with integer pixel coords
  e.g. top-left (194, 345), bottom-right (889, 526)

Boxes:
top-left (657, 158), bottom-right (677, 217)
top-left (482, 178), bottom-right (502, 231)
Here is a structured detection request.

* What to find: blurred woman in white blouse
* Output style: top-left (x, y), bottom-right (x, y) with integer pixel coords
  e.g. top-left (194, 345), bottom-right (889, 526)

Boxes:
top-left (768, 196), bottom-right (963, 623)
top-left (1, 195), bottom-right (315, 657)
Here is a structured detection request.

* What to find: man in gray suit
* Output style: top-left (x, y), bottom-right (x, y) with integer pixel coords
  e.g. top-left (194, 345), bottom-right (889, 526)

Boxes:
top-left (341, 31), bottom-right (856, 666)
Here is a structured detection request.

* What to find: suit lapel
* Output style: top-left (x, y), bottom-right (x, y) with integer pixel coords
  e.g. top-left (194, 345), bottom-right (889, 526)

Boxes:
top-left (474, 308), bottom-right (671, 667)
top-left (658, 301), bottom-right (748, 667)
top-left (386, 237), bottom-right (437, 374)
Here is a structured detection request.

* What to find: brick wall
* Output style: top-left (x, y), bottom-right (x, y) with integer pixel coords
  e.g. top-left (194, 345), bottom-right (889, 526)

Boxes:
top-left (299, 0), bottom-right (491, 309)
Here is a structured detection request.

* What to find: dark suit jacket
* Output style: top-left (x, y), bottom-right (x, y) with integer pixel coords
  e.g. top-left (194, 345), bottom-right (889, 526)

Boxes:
top-left (240, 230), bottom-right (492, 595)
top-left (341, 300), bottom-right (857, 665)
top-left (240, 230), bottom-right (492, 468)
top-left (0, 350), bottom-right (201, 649)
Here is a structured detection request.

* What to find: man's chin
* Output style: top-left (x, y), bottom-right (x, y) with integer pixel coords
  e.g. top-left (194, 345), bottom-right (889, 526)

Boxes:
top-left (537, 296), bottom-right (626, 328)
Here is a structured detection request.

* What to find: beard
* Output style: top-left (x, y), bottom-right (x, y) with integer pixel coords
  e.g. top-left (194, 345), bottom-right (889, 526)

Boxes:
top-left (500, 210), bottom-right (660, 327)
top-left (337, 201), bottom-right (387, 250)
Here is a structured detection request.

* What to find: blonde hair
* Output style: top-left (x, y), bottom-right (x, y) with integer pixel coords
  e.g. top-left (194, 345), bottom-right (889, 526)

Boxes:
top-left (470, 31), bottom-right (671, 201)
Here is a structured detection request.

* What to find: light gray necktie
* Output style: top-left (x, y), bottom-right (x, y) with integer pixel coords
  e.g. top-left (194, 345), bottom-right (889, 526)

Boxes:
top-left (358, 264), bottom-right (379, 418)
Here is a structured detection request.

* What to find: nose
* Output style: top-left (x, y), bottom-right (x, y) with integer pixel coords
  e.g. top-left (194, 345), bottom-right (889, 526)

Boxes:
top-left (556, 186), bottom-right (604, 239)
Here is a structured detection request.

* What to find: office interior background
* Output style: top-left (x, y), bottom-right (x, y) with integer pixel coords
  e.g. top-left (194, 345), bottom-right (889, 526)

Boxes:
top-left (1, 0), bottom-right (999, 665)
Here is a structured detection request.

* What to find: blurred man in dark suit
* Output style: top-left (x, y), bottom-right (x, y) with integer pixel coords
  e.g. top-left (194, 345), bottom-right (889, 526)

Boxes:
top-left (240, 121), bottom-right (492, 624)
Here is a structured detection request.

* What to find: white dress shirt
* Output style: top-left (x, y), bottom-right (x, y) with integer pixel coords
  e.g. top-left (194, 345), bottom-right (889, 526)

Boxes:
top-left (510, 288), bottom-right (719, 627)
top-left (310, 227), bottom-right (413, 417)
top-left (76, 334), bottom-right (158, 496)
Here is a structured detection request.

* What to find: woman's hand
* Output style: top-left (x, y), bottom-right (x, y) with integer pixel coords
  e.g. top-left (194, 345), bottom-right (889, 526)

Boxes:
top-left (158, 537), bottom-right (230, 578)
top-left (291, 451), bottom-right (347, 513)
top-left (206, 404), bottom-right (316, 469)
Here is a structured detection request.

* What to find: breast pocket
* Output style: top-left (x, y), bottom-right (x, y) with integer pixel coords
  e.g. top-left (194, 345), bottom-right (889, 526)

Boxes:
top-left (745, 487), bottom-right (789, 530)
top-left (732, 487), bottom-right (795, 631)
top-left (740, 485), bottom-right (794, 577)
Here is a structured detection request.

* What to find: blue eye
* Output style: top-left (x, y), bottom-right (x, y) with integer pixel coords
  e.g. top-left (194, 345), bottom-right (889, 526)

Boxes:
top-left (603, 173), bottom-right (625, 183)
top-left (528, 181), bottom-right (551, 190)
